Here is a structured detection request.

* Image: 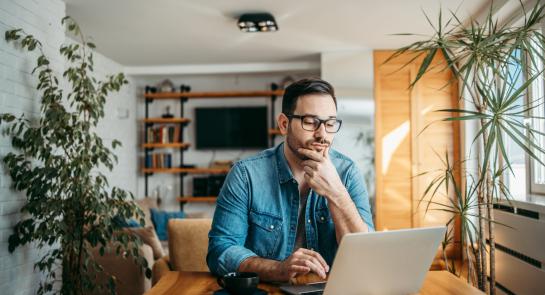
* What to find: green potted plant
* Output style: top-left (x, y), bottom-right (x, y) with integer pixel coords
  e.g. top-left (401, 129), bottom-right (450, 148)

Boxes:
top-left (389, 2), bottom-right (545, 294)
top-left (1, 17), bottom-right (149, 294)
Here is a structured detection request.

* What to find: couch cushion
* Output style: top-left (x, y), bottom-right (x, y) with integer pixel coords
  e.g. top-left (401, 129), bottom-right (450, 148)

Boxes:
top-left (168, 219), bottom-right (212, 272)
top-left (126, 226), bottom-right (165, 260)
top-left (91, 242), bottom-right (153, 295)
top-left (150, 208), bottom-right (185, 240)
top-left (135, 197), bottom-right (159, 228)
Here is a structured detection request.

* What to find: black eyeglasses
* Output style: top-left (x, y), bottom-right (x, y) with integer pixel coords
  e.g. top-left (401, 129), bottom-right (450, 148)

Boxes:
top-left (287, 115), bottom-right (342, 133)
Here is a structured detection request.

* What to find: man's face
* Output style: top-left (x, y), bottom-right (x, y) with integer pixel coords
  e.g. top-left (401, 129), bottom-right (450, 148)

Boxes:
top-left (285, 94), bottom-right (338, 160)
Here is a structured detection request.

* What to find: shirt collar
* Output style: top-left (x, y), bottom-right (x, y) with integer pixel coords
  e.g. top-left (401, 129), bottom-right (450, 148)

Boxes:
top-left (275, 142), bottom-right (295, 184)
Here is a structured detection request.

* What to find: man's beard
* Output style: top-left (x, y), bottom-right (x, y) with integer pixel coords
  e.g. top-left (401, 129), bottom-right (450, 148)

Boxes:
top-left (286, 125), bottom-right (331, 161)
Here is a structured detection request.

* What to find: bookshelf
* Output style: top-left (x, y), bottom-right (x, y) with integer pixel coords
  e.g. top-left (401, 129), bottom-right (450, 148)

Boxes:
top-left (268, 128), bottom-right (282, 135)
top-left (142, 142), bottom-right (190, 149)
top-left (141, 167), bottom-right (230, 174)
top-left (142, 86), bottom-right (284, 209)
top-left (143, 118), bottom-right (191, 124)
top-left (177, 197), bottom-right (218, 203)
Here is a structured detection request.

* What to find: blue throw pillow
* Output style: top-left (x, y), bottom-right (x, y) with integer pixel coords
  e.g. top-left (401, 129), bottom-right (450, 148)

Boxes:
top-left (125, 219), bottom-right (142, 227)
top-left (113, 215), bottom-right (142, 228)
top-left (150, 208), bottom-right (186, 240)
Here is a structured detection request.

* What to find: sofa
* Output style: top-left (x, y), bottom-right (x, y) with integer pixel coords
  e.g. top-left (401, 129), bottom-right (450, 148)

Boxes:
top-left (152, 218), bottom-right (213, 285)
top-left (90, 198), bottom-right (206, 294)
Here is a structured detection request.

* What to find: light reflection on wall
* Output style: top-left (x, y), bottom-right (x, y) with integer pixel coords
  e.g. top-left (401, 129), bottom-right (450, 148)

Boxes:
top-left (382, 121), bottom-right (410, 174)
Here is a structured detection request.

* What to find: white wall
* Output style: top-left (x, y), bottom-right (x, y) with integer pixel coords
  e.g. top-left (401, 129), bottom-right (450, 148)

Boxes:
top-left (0, 1), bottom-right (66, 293)
top-left (132, 72), bottom-right (318, 214)
top-left (0, 0), bottom-right (138, 292)
top-left (320, 50), bottom-right (376, 204)
top-left (93, 52), bottom-right (138, 194)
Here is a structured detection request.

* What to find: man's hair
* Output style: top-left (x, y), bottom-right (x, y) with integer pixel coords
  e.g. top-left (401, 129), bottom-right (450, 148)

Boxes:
top-left (281, 78), bottom-right (337, 116)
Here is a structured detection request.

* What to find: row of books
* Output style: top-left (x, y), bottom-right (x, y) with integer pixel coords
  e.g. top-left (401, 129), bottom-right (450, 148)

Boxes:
top-left (145, 153), bottom-right (173, 169)
top-left (146, 125), bottom-right (181, 144)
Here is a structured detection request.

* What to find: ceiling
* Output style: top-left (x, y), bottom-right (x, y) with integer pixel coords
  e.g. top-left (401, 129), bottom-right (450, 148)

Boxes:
top-left (65, 0), bottom-right (490, 67)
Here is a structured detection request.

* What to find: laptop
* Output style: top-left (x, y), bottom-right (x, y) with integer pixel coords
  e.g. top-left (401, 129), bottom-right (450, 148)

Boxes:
top-left (279, 226), bottom-right (446, 295)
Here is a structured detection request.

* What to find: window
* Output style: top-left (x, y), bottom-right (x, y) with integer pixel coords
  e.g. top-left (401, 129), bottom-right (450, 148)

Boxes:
top-left (504, 49), bottom-right (528, 199)
top-left (503, 26), bottom-right (545, 198)
top-left (528, 22), bottom-right (545, 194)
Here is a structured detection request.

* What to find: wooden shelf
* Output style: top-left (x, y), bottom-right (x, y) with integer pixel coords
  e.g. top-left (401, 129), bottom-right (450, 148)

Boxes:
top-left (142, 167), bottom-right (229, 174)
top-left (142, 87), bottom-right (281, 210)
top-left (268, 128), bottom-right (282, 135)
top-left (144, 90), bottom-right (284, 99)
top-left (177, 196), bottom-right (217, 203)
top-left (143, 118), bottom-right (190, 124)
top-left (142, 142), bottom-right (191, 149)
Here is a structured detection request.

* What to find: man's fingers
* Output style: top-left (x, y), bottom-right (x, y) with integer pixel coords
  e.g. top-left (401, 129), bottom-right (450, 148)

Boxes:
top-left (301, 160), bottom-right (318, 170)
top-left (304, 173), bottom-right (321, 188)
top-left (303, 166), bottom-right (314, 177)
top-left (302, 258), bottom-right (327, 279)
top-left (302, 249), bottom-right (329, 272)
top-left (298, 148), bottom-right (323, 162)
top-left (288, 260), bottom-right (311, 278)
top-left (289, 250), bottom-right (328, 279)
top-left (303, 173), bottom-right (317, 186)
top-left (294, 253), bottom-right (327, 278)
top-left (292, 253), bottom-right (326, 275)
top-left (323, 146), bottom-right (330, 158)
top-left (289, 264), bottom-right (310, 275)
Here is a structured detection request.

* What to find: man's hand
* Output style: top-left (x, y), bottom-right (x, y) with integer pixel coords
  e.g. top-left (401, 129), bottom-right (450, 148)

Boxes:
top-left (278, 248), bottom-right (329, 280)
top-left (298, 146), bottom-right (346, 199)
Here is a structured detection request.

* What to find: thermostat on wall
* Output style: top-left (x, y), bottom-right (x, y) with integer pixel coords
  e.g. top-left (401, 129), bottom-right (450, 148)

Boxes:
top-left (116, 107), bottom-right (129, 119)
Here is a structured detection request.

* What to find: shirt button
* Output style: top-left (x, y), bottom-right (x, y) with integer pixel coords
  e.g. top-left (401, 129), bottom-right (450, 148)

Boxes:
top-left (291, 226), bottom-right (295, 231)
top-left (307, 219), bottom-right (311, 223)
top-left (292, 179), bottom-right (297, 184)
top-left (320, 217), bottom-right (325, 221)
top-left (270, 225), bottom-right (275, 230)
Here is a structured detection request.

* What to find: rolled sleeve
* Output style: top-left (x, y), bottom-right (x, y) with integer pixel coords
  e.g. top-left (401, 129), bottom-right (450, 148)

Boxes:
top-left (216, 245), bottom-right (257, 275)
top-left (207, 162), bottom-right (257, 275)
top-left (345, 163), bottom-right (375, 231)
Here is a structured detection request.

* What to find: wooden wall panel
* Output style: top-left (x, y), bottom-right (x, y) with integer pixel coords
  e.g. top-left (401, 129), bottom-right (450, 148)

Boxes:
top-left (414, 57), bottom-right (459, 229)
top-left (374, 60), bottom-right (414, 229)
top-left (374, 50), bottom-right (461, 231)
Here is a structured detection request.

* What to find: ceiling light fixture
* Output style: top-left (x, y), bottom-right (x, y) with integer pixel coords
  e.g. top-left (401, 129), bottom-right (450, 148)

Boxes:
top-left (238, 13), bottom-right (278, 32)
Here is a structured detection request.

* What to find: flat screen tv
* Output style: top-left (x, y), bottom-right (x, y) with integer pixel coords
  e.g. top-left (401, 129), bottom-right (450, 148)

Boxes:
top-left (195, 106), bottom-right (268, 149)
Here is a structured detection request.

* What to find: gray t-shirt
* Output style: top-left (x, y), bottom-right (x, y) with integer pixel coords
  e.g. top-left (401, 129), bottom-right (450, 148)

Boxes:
top-left (294, 192), bottom-right (309, 250)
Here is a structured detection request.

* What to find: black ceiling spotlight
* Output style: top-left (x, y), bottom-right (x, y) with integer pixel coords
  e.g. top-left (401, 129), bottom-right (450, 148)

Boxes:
top-left (238, 13), bottom-right (278, 32)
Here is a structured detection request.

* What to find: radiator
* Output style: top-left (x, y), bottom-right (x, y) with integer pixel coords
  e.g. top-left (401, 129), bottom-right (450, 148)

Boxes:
top-left (488, 201), bottom-right (545, 295)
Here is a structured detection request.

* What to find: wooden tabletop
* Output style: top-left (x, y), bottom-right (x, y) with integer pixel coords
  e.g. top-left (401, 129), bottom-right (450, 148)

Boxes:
top-left (146, 271), bottom-right (483, 295)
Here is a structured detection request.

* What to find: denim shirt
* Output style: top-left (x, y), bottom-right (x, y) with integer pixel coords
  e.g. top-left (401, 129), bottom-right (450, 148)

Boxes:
top-left (207, 142), bottom-right (374, 276)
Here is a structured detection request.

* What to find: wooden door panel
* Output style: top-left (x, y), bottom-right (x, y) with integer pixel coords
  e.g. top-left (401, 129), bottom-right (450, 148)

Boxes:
top-left (374, 50), bottom-right (460, 232)
top-left (375, 55), bottom-right (414, 230)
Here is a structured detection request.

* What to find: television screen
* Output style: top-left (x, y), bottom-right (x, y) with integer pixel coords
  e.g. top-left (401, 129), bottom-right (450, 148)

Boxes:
top-left (195, 107), bottom-right (268, 149)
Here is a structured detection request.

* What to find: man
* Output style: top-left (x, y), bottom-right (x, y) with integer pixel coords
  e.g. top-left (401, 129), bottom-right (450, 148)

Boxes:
top-left (207, 78), bottom-right (374, 282)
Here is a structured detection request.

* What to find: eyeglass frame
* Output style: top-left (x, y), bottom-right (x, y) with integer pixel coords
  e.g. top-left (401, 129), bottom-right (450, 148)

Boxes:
top-left (286, 114), bottom-right (343, 133)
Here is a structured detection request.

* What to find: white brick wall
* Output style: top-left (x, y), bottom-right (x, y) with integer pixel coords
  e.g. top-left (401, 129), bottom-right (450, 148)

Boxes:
top-left (0, 0), bottom-right (138, 293)
top-left (0, 1), bottom-right (66, 293)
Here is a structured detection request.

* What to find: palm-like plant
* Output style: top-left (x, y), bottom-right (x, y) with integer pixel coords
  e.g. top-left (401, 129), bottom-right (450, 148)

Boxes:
top-left (389, 3), bottom-right (545, 294)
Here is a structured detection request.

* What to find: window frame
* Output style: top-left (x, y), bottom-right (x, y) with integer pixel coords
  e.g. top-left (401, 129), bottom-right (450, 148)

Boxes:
top-left (527, 20), bottom-right (545, 195)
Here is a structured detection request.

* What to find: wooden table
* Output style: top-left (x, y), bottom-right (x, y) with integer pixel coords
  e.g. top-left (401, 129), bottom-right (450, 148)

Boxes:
top-left (146, 271), bottom-right (484, 295)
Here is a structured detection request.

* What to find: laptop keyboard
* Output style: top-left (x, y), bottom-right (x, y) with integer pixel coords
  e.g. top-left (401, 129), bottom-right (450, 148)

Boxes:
top-left (280, 282), bottom-right (326, 295)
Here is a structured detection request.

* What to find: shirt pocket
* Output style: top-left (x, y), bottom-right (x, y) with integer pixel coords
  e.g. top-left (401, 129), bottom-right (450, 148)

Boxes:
top-left (316, 207), bottom-right (332, 224)
top-left (247, 210), bottom-right (283, 258)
